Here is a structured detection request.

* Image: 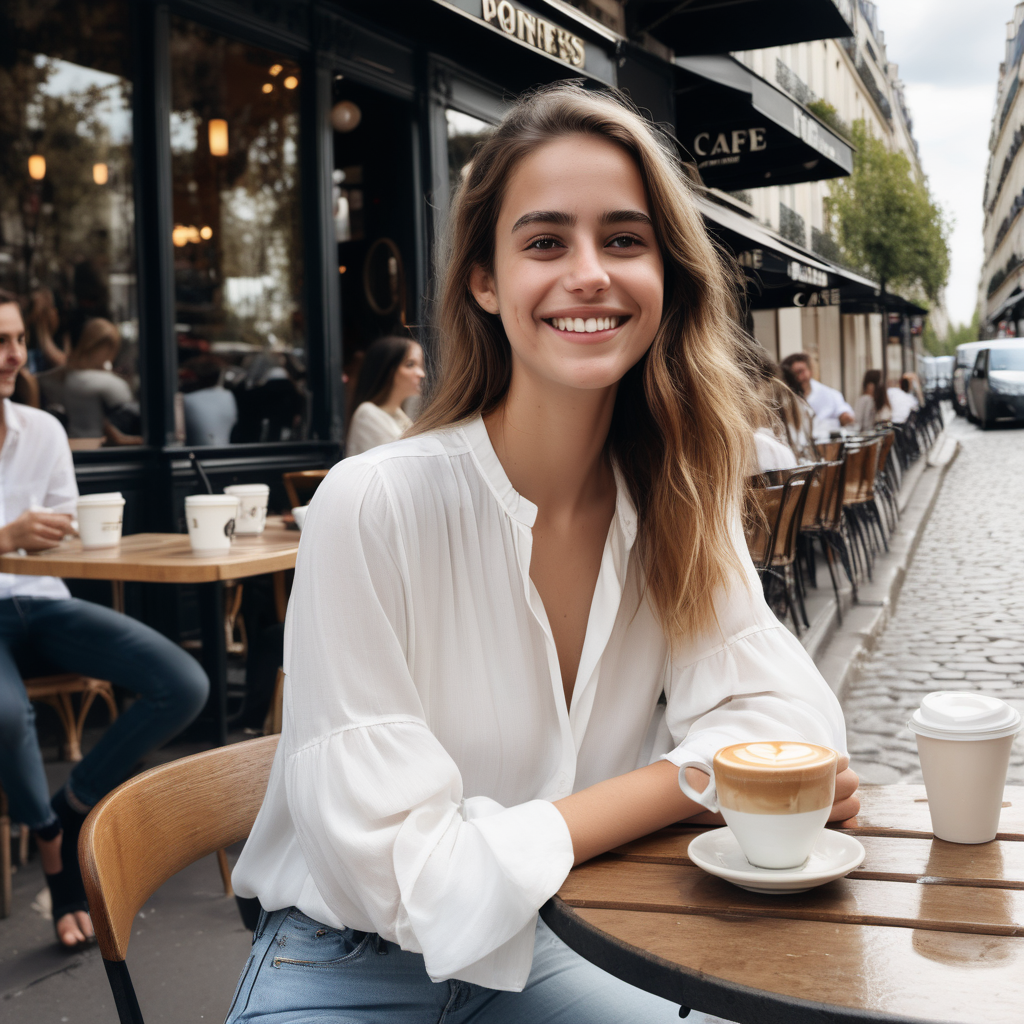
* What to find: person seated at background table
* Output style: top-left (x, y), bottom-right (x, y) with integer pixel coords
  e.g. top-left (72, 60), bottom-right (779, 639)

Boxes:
top-left (887, 376), bottom-right (919, 424)
top-left (345, 334), bottom-right (426, 457)
top-left (782, 351), bottom-right (854, 439)
top-left (181, 355), bottom-right (238, 447)
top-left (228, 85), bottom-right (858, 1024)
top-left (853, 368), bottom-right (892, 433)
top-left (38, 318), bottom-right (141, 444)
top-left (0, 291), bottom-right (209, 949)
top-left (738, 341), bottom-right (799, 472)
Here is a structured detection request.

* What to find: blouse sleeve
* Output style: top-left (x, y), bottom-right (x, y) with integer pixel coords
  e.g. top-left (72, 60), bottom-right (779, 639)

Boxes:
top-left (660, 514), bottom-right (848, 810)
top-left (281, 458), bottom-right (574, 987)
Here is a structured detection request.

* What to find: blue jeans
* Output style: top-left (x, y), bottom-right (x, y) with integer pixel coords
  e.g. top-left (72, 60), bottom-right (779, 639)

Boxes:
top-left (0, 596), bottom-right (209, 828)
top-left (226, 908), bottom-right (733, 1024)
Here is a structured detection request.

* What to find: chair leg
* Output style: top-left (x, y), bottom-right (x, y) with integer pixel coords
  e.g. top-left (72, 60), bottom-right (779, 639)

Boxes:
top-left (216, 848), bottom-right (234, 897)
top-left (791, 564), bottom-right (810, 630)
top-left (103, 958), bottom-right (146, 1024)
top-left (823, 541), bottom-right (843, 625)
top-left (1, 808), bottom-right (10, 920)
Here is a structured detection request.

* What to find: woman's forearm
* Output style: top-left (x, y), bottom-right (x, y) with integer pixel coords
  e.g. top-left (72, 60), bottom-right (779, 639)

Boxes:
top-left (554, 760), bottom-right (710, 866)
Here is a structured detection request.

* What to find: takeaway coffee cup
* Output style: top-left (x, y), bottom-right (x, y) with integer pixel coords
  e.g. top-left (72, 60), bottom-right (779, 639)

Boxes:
top-left (909, 691), bottom-right (1021, 844)
top-left (185, 494), bottom-right (239, 554)
top-left (291, 505), bottom-right (309, 531)
top-left (76, 492), bottom-right (125, 550)
top-left (679, 741), bottom-right (838, 869)
top-left (223, 484), bottom-right (270, 535)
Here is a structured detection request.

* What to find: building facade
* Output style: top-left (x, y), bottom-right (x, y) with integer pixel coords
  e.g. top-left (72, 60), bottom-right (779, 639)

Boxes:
top-left (732, 0), bottom-right (925, 399)
top-left (981, 3), bottom-right (1024, 338)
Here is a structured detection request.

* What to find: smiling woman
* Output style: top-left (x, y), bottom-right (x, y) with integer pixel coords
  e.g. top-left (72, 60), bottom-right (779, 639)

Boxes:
top-left (227, 84), bottom-right (854, 1024)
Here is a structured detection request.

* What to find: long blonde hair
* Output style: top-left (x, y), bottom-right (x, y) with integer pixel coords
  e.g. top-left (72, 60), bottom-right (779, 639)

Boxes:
top-left (413, 84), bottom-right (760, 641)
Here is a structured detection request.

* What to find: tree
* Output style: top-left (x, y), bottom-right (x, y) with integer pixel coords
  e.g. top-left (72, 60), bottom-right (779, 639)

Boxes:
top-left (922, 310), bottom-right (979, 356)
top-left (828, 120), bottom-right (951, 304)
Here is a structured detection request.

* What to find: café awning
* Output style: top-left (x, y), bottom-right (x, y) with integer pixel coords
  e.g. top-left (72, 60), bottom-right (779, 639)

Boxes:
top-left (986, 287), bottom-right (1024, 326)
top-left (676, 55), bottom-right (853, 191)
top-left (627, 0), bottom-right (853, 57)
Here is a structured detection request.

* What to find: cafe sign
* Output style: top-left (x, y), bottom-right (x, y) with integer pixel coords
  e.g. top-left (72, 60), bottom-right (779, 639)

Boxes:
top-left (481, 0), bottom-right (586, 68)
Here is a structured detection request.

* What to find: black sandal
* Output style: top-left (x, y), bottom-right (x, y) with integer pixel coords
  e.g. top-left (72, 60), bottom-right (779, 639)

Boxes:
top-left (45, 788), bottom-right (94, 950)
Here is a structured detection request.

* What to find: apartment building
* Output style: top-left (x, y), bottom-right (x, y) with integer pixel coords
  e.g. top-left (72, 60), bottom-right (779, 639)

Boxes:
top-left (731, 0), bottom-right (923, 398)
top-left (981, 3), bottom-right (1024, 337)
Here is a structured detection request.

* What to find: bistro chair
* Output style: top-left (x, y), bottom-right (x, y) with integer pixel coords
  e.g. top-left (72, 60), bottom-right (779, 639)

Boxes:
top-left (814, 439), bottom-right (844, 462)
top-left (79, 734), bottom-right (280, 1024)
top-left (26, 673), bottom-right (118, 763)
top-left (797, 460), bottom-right (846, 621)
top-left (282, 469), bottom-right (328, 511)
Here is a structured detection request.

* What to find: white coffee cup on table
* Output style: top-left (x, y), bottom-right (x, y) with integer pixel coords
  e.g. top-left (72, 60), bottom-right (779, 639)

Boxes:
top-left (185, 494), bottom-right (239, 554)
top-left (223, 484), bottom-right (270, 535)
top-left (679, 741), bottom-right (838, 869)
top-left (76, 492), bottom-right (125, 550)
top-left (909, 691), bottom-right (1021, 844)
top-left (291, 505), bottom-right (309, 531)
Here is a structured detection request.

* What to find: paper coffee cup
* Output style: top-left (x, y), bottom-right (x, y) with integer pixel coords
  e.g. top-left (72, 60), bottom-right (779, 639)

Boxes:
top-left (291, 505), bottom-right (309, 531)
top-left (223, 484), bottom-right (270, 535)
top-left (909, 692), bottom-right (1021, 844)
top-left (77, 492), bottom-right (125, 550)
top-left (185, 494), bottom-right (239, 554)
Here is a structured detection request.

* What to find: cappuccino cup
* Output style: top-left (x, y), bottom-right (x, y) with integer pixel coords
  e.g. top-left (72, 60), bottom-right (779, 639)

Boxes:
top-left (909, 691), bottom-right (1021, 844)
top-left (185, 494), bottom-right (239, 554)
top-left (223, 484), bottom-right (270, 535)
top-left (680, 741), bottom-right (838, 869)
top-left (77, 492), bottom-right (125, 550)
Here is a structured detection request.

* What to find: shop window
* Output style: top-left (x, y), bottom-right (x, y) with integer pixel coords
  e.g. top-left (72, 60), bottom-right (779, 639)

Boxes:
top-left (445, 109), bottom-right (495, 198)
top-left (1, 0), bottom-right (141, 446)
top-left (329, 78), bottom-right (418, 415)
top-left (170, 18), bottom-right (306, 446)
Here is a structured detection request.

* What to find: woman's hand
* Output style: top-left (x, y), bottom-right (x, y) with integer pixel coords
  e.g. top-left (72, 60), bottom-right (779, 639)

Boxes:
top-left (0, 510), bottom-right (74, 553)
top-left (831, 755), bottom-right (860, 822)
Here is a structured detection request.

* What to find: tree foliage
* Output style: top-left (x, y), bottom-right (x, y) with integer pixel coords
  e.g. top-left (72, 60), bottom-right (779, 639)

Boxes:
top-left (828, 120), bottom-right (951, 303)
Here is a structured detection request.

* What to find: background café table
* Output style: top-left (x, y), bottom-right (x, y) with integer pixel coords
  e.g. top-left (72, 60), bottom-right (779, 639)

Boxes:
top-left (541, 783), bottom-right (1024, 1024)
top-left (0, 518), bottom-right (299, 746)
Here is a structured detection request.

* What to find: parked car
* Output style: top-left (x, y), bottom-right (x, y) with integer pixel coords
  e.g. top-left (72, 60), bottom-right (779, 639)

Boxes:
top-left (966, 344), bottom-right (1024, 428)
top-left (953, 340), bottom-right (993, 416)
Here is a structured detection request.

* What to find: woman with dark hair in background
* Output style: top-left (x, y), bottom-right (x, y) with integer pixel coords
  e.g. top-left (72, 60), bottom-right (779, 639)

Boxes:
top-left (854, 368), bottom-right (891, 433)
top-left (345, 334), bottom-right (425, 457)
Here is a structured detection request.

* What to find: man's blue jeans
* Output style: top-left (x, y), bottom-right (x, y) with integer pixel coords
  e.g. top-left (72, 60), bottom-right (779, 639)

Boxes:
top-left (225, 908), bottom-right (733, 1023)
top-left (0, 596), bottom-right (209, 829)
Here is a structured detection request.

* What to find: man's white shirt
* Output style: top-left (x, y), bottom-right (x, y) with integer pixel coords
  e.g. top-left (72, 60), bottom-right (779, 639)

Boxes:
top-left (806, 378), bottom-right (854, 439)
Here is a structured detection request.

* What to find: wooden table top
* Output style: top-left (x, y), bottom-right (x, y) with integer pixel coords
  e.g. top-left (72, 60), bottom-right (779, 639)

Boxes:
top-left (0, 517), bottom-right (300, 583)
top-left (542, 784), bottom-right (1024, 1024)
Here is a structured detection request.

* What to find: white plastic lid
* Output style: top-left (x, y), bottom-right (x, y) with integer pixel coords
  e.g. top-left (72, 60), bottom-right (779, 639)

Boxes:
top-left (223, 484), bottom-right (270, 495)
top-left (78, 492), bottom-right (124, 505)
top-left (908, 691), bottom-right (1022, 741)
top-left (185, 494), bottom-right (239, 506)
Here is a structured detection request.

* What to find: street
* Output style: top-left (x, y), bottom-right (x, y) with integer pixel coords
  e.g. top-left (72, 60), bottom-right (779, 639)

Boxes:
top-left (843, 414), bottom-right (1024, 785)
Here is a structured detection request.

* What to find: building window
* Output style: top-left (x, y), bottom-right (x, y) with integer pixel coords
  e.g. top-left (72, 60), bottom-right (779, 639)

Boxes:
top-left (169, 18), bottom-right (307, 446)
top-left (2, 0), bottom-right (141, 445)
top-left (779, 203), bottom-right (807, 247)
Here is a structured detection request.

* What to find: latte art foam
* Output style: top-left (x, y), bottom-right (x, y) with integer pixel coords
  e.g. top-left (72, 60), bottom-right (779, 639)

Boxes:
top-left (714, 741), bottom-right (837, 816)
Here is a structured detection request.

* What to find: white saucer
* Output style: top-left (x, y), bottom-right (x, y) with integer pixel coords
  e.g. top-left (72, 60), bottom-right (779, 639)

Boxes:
top-left (687, 827), bottom-right (865, 894)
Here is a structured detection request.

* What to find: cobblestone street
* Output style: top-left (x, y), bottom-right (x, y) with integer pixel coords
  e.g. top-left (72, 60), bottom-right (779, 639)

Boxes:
top-left (843, 416), bottom-right (1024, 785)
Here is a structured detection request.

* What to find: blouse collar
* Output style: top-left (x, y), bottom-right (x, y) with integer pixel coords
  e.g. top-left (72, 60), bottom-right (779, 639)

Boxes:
top-left (459, 415), bottom-right (638, 549)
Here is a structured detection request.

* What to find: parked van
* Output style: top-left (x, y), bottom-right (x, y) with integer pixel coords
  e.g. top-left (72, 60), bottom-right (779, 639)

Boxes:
top-left (966, 343), bottom-right (1024, 428)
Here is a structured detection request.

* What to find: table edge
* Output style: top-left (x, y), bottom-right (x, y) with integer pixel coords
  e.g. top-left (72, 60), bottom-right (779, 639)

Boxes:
top-left (540, 897), bottom-right (948, 1024)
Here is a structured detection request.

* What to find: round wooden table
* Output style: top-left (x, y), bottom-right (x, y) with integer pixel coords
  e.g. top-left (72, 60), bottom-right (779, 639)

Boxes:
top-left (541, 784), bottom-right (1024, 1023)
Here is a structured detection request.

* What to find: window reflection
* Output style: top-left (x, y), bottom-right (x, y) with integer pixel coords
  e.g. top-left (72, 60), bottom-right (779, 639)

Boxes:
top-left (1, 0), bottom-right (140, 446)
top-left (170, 19), bottom-right (307, 445)
top-left (446, 109), bottom-right (495, 197)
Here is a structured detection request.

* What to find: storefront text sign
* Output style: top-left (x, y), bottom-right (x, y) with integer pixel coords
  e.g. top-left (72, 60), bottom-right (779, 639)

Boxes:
top-left (788, 261), bottom-right (829, 288)
top-left (481, 0), bottom-right (585, 68)
top-left (793, 288), bottom-right (841, 307)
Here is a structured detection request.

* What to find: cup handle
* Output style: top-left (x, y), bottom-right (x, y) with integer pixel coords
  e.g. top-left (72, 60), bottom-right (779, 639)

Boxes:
top-left (677, 759), bottom-right (719, 813)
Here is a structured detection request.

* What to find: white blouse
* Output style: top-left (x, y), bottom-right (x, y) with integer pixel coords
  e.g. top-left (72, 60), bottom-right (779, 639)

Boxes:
top-left (233, 415), bottom-right (847, 991)
top-left (345, 401), bottom-right (412, 457)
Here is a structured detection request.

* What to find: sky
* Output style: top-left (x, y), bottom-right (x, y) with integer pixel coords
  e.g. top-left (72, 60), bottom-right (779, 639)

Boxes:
top-left (878, 0), bottom-right (1014, 326)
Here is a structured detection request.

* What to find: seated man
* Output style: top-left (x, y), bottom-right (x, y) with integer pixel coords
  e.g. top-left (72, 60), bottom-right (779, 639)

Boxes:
top-left (782, 352), bottom-right (855, 439)
top-left (0, 292), bottom-right (209, 948)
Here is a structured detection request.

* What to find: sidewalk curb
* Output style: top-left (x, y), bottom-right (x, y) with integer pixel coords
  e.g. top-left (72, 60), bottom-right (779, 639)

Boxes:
top-left (810, 421), bottom-right (960, 702)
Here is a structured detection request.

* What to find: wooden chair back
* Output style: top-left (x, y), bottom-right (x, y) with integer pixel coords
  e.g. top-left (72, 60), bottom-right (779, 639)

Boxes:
top-left (815, 439), bottom-right (844, 462)
top-left (79, 735), bottom-right (279, 1023)
top-left (842, 445), bottom-right (870, 505)
top-left (802, 460), bottom-right (842, 531)
top-left (282, 469), bottom-right (328, 510)
top-left (817, 456), bottom-right (848, 533)
top-left (769, 477), bottom-right (807, 569)
top-left (744, 484), bottom-right (783, 570)
top-left (876, 429), bottom-right (896, 477)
